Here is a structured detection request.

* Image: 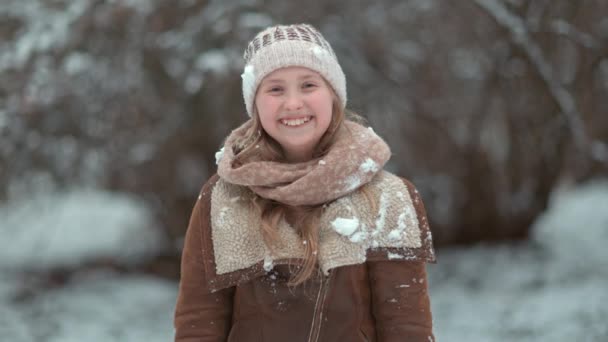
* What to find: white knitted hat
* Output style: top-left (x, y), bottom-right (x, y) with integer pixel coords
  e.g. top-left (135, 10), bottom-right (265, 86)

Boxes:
top-left (241, 23), bottom-right (347, 117)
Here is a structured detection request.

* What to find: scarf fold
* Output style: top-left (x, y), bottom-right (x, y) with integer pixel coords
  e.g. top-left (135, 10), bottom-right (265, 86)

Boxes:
top-left (217, 120), bottom-right (391, 206)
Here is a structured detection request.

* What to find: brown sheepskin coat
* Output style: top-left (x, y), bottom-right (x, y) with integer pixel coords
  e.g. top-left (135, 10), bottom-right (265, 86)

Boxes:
top-left (174, 172), bottom-right (436, 341)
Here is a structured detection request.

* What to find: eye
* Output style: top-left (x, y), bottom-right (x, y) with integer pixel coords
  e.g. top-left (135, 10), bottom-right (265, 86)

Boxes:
top-left (267, 86), bottom-right (283, 93)
top-left (303, 83), bottom-right (317, 89)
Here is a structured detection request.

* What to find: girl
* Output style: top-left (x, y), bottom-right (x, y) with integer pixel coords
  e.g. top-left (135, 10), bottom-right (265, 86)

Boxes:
top-left (174, 24), bottom-right (436, 342)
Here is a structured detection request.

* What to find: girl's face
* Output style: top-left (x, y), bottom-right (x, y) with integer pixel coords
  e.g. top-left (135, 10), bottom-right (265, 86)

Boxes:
top-left (255, 66), bottom-right (334, 163)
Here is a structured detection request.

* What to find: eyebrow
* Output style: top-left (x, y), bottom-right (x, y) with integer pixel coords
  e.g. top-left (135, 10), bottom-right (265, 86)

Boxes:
top-left (263, 74), bottom-right (319, 84)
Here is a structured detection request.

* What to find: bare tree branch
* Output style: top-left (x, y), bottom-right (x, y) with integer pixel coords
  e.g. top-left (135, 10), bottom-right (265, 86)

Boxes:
top-left (475, 0), bottom-right (607, 164)
top-left (548, 19), bottom-right (601, 50)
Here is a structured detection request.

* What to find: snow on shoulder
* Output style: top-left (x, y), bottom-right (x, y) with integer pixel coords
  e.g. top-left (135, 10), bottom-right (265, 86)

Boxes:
top-left (325, 171), bottom-right (426, 253)
top-left (331, 217), bottom-right (360, 236)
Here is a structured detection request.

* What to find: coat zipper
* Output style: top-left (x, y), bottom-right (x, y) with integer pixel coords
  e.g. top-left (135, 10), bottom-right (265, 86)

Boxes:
top-left (306, 271), bottom-right (333, 342)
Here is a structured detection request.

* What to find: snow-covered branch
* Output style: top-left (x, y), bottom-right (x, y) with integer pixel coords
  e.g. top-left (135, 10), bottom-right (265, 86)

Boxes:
top-left (548, 19), bottom-right (601, 50)
top-left (475, 0), bottom-right (607, 164)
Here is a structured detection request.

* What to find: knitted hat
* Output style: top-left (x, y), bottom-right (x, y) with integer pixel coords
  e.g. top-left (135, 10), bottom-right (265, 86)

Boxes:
top-left (241, 23), bottom-right (347, 117)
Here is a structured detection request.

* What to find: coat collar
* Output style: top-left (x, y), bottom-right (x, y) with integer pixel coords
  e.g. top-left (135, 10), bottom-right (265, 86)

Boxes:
top-left (204, 171), bottom-right (435, 292)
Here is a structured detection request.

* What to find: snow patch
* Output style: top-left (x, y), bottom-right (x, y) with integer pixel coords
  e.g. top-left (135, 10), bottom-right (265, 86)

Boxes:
top-left (388, 252), bottom-right (404, 260)
top-left (238, 12), bottom-right (272, 28)
top-left (531, 179), bottom-right (608, 271)
top-left (219, 207), bottom-right (229, 220)
top-left (63, 52), bottom-right (94, 75)
top-left (331, 217), bottom-right (360, 237)
top-left (196, 49), bottom-right (229, 74)
top-left (215, 146), bottom-right (225, 165)
top-left (0, 188), bottom-right (164, 271)
top-left (349, 231), bottom-right (367, 243)
top-left (372, 192), bottom-right (389, 235)
top-left (359, 158), bottom-right (379, 173)
top-left (344, 175), bottom-right (363, 191)
top-left (263, 256), bottom-right (274, 272)
top-left (429, 178), bottom-right (608, 341)
top-left (0, 271), bottom-right (176, 341)
top-left (241, 65), bottom-right (255, 90)
top-left (388, 229), bottom-right (402, 240)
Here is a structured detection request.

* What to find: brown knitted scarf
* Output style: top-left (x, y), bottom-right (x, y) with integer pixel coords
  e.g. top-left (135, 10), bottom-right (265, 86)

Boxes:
top-left (216, 120), bottom-right (391, 206)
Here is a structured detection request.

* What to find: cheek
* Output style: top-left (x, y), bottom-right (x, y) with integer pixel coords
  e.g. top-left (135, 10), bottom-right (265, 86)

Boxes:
top-left (312, 92), bottom-right (334, 121)
top-left (255, 97), bottom-right (277, 121)
top-left (255, 96), bottom-right (276, 116)
top-left (258, 111), bottom-right (276, 134)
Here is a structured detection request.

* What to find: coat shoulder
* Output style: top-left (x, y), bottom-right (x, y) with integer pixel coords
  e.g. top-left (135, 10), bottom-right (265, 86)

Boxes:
top-left (363, 171), bottom-right (437, 263)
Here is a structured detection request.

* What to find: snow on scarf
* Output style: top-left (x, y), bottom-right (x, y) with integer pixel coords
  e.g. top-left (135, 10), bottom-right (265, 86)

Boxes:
top-left (216, 120), bottom-right (392, 206)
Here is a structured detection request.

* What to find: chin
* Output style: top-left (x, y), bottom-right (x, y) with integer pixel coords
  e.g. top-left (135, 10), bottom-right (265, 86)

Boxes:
top-left (281, 139), bottom-right (318, 152)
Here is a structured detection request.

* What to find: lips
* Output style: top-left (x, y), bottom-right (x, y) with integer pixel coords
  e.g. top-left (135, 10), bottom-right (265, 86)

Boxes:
top-left (280, 116), bottom-right (313, 127)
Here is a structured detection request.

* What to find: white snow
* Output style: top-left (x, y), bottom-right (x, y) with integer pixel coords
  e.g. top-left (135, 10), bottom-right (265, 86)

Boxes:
top-left (0, 188), bottom-right (165, 271)
top-left (387, 252), bottom-right (404, 260)
top-left (397, 211), bottom-right (409, 230)
top-left (387, 229), bottom-right (402, 240)
top-left (372, 192), bottom-right (388, 235)
top-left (591, 140), bottom-right (608, 163)
top-left (215, 146), bottom-right (225, 165)
top-left (129, 143), bottom-right (155, 163)
top-left (429, 179), bottom-right (608, 341)
top-left (387, 212), bottom-right (408, 241)
top-left (63, 52), bottom-right (94, 75)
top-left (263, 256), bottom-right (274, 272)
top-left (240, 64), bottom-right (256, 112)
top-left (237, 12), bottom-right (272, 29)
top-left (330, 217), bottom-right (360, 237)
top-left (349, 231), bottom-right (367, 243)
top-left (0, 271), bottom-right (176, 342)
top-left (449, 48), bottom-right (489, 80)
top-left (359, 158), bottom-right (379, 173)
top-left (1, 0), bottom-right (90, 72)
top-left (241, 65), bottom-right (256, 99)
top-left (344, 175), bottom-right (363, 191)
top-left (195, 50), bottom-right (229, 74)
top-left (1, 176), bottom-right (606, 341)
top-left (530, 179), bottom-right (608, 271)
top-left (219, 207), bottom-right (229, 220)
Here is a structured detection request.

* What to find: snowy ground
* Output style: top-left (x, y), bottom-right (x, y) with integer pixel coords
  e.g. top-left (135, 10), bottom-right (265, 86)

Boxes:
top-left (0, 272), bottom-right (176, 342)
top-left (0, 188), bottom-right (175, 341)
top-left (1, 179), bottom-right (607, 341)
top-left (430, 179), bottom-right (608, 341)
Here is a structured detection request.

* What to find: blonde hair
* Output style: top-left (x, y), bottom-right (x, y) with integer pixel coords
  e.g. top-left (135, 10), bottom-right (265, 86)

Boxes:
top-left (231, 87), bottom-right (376, 286)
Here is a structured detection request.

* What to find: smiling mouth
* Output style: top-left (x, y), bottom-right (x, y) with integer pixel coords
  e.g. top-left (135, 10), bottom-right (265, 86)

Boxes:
top-left (280, 116), bottom-right (313, 127)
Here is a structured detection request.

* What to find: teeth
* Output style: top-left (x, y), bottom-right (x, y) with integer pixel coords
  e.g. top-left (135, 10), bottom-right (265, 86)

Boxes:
top-left (281, 116), bottom-right (311, 127)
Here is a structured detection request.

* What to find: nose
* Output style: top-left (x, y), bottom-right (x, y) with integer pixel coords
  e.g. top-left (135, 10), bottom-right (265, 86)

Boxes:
top-left (284, 90), bottom-right (303, 111)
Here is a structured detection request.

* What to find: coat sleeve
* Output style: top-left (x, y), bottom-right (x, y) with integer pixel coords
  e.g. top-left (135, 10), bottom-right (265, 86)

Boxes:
top-left (368, 178), bottom-right (435, 341)
top-left (174, 176), bottom-right (235, 342)
top-left (368, 260), bottom-right (435, 342)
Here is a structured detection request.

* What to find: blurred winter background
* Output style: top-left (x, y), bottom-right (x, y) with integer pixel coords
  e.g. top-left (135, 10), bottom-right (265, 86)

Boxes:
top-left (1, 0), bottom-right (607, 341)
